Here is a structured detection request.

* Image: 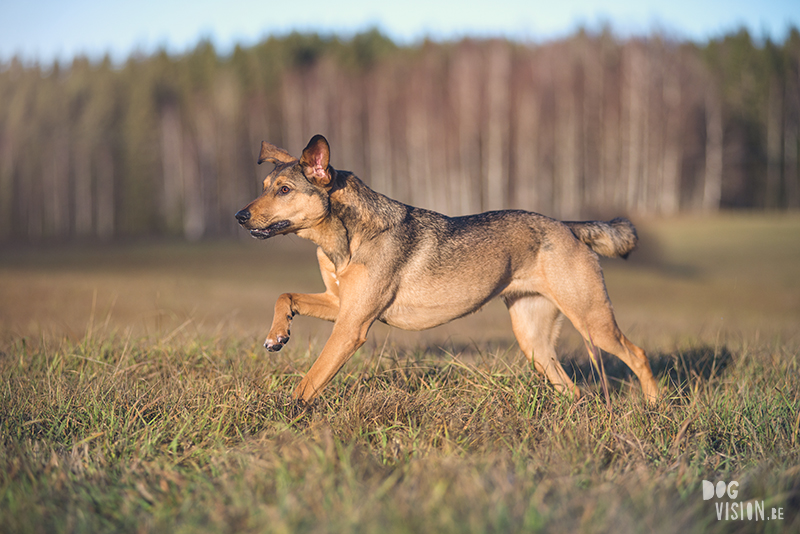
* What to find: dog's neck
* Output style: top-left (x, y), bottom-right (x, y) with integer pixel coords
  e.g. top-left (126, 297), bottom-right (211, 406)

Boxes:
top-left (297, 170), bottom-right (406, 270)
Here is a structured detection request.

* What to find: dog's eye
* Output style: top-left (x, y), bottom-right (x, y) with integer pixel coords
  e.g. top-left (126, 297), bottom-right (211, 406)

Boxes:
top-left (278, 185), bottom-right (291, 195)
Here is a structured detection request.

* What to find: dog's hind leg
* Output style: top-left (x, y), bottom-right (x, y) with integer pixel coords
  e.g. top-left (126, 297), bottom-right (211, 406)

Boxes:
top-left (578, 314), bottom-right (660, 404)
top-left (547, 277), bottom-right (660, 403)
top-left (505, 295), bottom-right (580, 398)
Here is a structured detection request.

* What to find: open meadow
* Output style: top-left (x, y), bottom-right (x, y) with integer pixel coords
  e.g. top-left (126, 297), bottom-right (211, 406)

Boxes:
top-left (1, 214), bottom-right (799, 533)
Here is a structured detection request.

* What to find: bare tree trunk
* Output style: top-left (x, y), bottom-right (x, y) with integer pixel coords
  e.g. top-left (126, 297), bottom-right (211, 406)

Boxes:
top-left (511, 58), bottom-right (540, 212)
top-left (580, 42), bottom-right (602, 213)
top-left (366, 67), bottom-right (392, 197)
top-left (23, 157), bottom-right (42, 239)
top-left (247, 98), bottom-right (270, 164)
top-left (45, 134), bottom-right (71, 237)
top-left (329, 67), bottom-right (362, 178)
top-left (386, 64), bottom-right (411, 204)
top-left (765, 79), bottom-right (783, 208)
top-left (785, 114), bottom-right (799, 209)
top-left (213, 75), bottom-right (244, 237)
top-left (182, 138), bottom-right (204, 241)
top-left (0, 134), bottom-right (14, 239)
top-left (483, 42), bottom-right (511, 212)
top-left (702, 87), bottom-right (723, 211)
top-left (536, 64), bottom-right (557, 216)
top-left (281, 72), bottom-right (304, 153)
top-left (554, 50), bottom-right (580, 219)
top-left (601, 59), bottom-right (622, 211)
top-left (453, 44), bottom-right (482, 215)
top-left (661, 65), bottom-right (683, 214)
top-left (405, 65), bottom-right (432, 210)
top-left (622, 44), bottom-right (645, 212)
top-left (305, 64), bottom-right (330, 146)
top-left (160, 104), bottom-right (184, 233)
top-left (74, 144), bottom-right (93, 237)
top-left (641, 48), bottom-right (656, 213)
top-left (96, 146), bottom-right (115, 240)
top-left (425, 56), bottom-right (450, 214)
top-left (786, 72), bottom-right (800, 209)
top-left (183, 104), bottom-right (218, 241)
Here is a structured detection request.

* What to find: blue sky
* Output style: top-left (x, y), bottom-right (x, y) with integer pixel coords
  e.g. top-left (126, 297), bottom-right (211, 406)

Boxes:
top-left (1, 0), bottom-right (798, 64)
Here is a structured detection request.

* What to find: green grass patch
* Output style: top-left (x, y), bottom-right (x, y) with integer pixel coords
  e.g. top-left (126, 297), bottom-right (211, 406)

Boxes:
top-left (1, 334), bottom-right (799, 533)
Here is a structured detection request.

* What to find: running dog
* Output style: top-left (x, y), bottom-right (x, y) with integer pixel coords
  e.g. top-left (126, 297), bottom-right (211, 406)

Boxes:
top-left (235, 135), bottom-right (660, 403)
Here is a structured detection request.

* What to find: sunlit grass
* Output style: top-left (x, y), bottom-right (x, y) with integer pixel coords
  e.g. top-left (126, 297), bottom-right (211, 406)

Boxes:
top-left (2, 334), bottom-right (799, 533)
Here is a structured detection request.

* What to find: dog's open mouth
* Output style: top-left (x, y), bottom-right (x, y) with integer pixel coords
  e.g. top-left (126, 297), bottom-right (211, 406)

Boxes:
top-left (249, 220), bottom-right (291, 239)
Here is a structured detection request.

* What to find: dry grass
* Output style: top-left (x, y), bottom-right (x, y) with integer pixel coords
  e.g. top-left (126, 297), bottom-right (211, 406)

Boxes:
top-left (2, 214), bottom-right (800, 533)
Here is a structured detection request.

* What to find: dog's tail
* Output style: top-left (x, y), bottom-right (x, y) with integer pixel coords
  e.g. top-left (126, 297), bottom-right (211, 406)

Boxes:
top-left (564, 217), bottom-right (638, 259)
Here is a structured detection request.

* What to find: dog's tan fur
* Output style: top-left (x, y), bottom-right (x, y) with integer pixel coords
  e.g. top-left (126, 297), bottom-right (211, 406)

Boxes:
top-left (235, 135), bottom-right (660, 403)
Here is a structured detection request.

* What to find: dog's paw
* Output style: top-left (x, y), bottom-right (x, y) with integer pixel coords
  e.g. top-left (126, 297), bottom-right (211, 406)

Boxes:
top-left (264, 333), bottom-right (290, 352)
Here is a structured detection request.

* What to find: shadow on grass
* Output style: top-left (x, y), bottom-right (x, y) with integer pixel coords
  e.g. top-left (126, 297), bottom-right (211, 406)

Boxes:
top-left (358, 341), bottom-right (736, 398)
top-left (272, 342), bottom-right (736, 411)
top-left (563, 345), bottom-right (734, 393)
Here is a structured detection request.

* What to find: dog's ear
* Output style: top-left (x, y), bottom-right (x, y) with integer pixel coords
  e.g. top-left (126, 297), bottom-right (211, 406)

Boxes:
top-left (258, 141), bottom-right (295, 165)
top-left (300, 134), bottom-right (332, 186)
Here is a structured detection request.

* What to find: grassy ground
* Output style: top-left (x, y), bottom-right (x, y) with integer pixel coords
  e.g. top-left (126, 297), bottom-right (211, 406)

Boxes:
top-left (1, 214), bottom-right (799, 533)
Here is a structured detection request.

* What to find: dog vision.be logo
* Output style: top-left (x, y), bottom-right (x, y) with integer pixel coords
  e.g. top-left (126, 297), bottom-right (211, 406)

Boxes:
top-left (702, 480), bottom-right (783, 522)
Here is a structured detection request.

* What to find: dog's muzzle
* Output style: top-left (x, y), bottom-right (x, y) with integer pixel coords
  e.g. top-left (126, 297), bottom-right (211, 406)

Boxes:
top-left (235, 209), bottom-right (291, 239)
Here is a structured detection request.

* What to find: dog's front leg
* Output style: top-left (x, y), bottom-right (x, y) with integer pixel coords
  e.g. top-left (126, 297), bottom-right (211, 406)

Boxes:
top-left (265, 292), bottom-right (339, 351)
top-left (292, 315), bottom-right (373, 402)
top-left (266, 246), bottom-right (340, 351)
top-left (291, 263), bottom-right (390, 402)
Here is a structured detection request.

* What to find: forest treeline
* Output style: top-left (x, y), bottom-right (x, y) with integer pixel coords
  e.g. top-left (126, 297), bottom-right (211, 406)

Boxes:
top-left (1, 28), bottom-right (799, 241)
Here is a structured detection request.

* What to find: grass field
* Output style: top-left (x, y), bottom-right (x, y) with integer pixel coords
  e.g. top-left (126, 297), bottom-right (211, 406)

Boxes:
top-left (1, 214), bottom-right (799, 533)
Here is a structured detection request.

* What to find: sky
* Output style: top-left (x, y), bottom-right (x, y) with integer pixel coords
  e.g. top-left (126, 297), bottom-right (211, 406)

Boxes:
top-left (1, 0), bottom-right (799, 64)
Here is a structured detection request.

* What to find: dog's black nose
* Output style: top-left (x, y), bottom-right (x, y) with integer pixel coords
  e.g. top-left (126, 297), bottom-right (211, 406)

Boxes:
top-left (235, 209), bottom-right (251, 224)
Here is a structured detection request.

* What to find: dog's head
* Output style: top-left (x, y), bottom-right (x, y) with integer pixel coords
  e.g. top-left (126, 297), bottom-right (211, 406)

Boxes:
top-left (235, 135), bottom-right (334, 239)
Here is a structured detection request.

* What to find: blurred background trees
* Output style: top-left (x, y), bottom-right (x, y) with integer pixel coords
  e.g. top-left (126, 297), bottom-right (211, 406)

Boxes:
top-left (1, 28), bottom-right (798, 242)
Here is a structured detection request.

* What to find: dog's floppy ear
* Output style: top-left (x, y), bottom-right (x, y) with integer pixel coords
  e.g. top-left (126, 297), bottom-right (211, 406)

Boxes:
top-left (300, 134), bottom-right (332, 186)
top-left (258, 141), bottom-right (295, 165)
